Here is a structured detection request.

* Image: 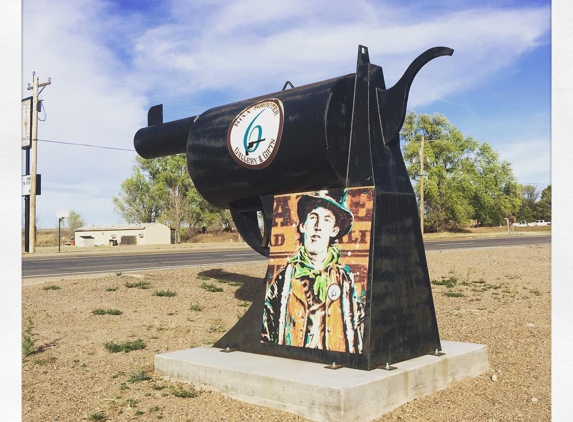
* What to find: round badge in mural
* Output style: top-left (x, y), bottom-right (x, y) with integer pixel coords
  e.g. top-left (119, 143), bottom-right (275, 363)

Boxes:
top-left (327, 284), bottom-right (342, 301)
top-left (227, 98), bottom-right (284, 170)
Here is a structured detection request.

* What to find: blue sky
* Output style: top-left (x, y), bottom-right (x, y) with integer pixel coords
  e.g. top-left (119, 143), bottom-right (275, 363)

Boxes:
top-left (22, 0), bottom-right (551, 228)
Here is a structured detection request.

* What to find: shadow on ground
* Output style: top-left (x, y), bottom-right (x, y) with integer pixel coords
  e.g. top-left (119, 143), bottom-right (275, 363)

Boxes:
top-left (198, 268), bottom-right (264, 302)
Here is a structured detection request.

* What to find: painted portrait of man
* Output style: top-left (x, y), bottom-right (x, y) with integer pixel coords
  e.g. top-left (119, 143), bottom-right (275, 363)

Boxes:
top-left (261, 188), bottom-right (367, 354)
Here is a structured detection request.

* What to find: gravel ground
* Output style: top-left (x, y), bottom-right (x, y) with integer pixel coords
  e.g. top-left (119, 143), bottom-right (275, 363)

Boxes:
top-left (22, 243), bottom-right (550, 421)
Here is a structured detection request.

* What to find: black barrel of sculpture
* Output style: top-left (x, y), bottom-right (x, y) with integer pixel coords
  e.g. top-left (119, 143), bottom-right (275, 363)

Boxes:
top-left (186, 75), bottom-right (356, 210)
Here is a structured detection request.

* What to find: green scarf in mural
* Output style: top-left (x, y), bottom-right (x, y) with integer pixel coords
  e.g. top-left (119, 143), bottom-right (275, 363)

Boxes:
top-left (289, 245), bottom-right (340, 302)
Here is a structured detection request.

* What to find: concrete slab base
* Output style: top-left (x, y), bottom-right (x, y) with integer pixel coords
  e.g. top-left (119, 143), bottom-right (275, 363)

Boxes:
top-left (155, 340), bottom-right (488, 422)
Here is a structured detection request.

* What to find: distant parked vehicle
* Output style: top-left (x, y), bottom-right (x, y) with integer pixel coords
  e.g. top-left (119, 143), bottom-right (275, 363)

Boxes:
top-left (530, 220), bottom-right (550, 227)
top-left (513, 220), bottom-right (529, 227)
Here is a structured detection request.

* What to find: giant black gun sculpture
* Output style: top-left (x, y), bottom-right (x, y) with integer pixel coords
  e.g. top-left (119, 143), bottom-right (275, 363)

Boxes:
top-left (134, 45), bottom-right (453, 370)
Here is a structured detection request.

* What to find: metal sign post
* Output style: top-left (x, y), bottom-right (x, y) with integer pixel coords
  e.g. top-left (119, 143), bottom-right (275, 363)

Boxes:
top-left (56, 210), bottom-right (69, 252)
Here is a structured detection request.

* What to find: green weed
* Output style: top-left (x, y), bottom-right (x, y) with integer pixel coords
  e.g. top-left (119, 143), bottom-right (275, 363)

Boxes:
top-left (22, 316), bottom-right (39, 357)
top-left (153, 290), bottom-right (177, 297)
top-left (104, 339), bottom-right (146, 353)
top-left (33, 356), bottom-right (56, 365)
top-left (106, 287), bottom-right (118, 292)
top-left (170, 385), bottom-right (198, 398)
top-left (124, 281), bottom-right (151, 289)
top-left (128, 370), bottom-right (151, 383)
top-left (189, 302), bottom-right (203, 311)
top-left (431, 277), bottom-right (458, 288)
top-left (92, 308), bottom-right (123, 316)
top-left (88, 412), bottom-right (107, 421)
top-left (444, 291), bottom-right (464, 298)
top-left (464, 268), bottom-right (474, 283)
top-left (111, 371), bottom-right (125, 379)
top-left (200, 282), bottom-right (223, 292)
top-left (42, 284), bottom-right (61, 290)
top-left (207, 324), bottom-right (226, 333)
top-left (155, 322), bottom-right (174, 332)
top-left (216, 279), bottom-right (242, 286)
top-left (198, 275), bottom-right (211, 281)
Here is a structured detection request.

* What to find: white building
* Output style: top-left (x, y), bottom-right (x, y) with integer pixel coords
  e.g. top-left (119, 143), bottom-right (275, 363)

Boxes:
top-left (74, 223), bottom-right (171, 247)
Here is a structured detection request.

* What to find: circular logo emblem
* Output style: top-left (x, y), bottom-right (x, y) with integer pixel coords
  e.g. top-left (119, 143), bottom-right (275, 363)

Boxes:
top-left (327, 284), bottom-right (341, 301)
top-left (227, 99), bottom-right (284, 170)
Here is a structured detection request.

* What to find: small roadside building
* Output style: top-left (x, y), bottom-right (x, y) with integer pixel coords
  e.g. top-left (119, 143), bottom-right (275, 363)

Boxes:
top-left (74, 223), bottom-right (171, 247)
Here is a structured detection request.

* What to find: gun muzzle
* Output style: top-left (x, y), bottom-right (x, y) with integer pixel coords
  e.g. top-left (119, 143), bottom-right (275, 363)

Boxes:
top-left (134, 114), bottom-right (196, 159)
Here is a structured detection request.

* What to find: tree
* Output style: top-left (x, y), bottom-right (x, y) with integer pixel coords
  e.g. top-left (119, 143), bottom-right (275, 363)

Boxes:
top-left (535, 184), bottom-right (551, 221)
top-left (401, 112), bottom-right (522, 231)
top-left (66, 210), bottom-right (85, 237)
top-left (113, 162), bottom-right (161, 223)
top-left (113, 154), bottom-right (230, 239)
top-left (467, 142), bottom-right (522, 226)
top-left (517, 184), bottom-right (539, 222)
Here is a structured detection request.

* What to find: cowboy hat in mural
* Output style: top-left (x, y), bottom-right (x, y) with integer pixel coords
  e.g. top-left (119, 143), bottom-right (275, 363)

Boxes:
top-left (262, 188), bottom-right (364, 353)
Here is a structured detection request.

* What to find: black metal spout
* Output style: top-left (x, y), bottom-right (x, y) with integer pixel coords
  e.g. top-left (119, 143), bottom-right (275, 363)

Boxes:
top-left (377, 47), bottom-right (454, 145)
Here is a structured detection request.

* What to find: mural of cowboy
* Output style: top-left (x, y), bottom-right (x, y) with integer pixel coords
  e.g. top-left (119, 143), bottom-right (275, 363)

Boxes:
top-left (261, 189), bottom-right (365, 353)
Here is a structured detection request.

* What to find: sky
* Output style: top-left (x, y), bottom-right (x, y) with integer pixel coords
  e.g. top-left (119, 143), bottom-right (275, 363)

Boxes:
top-left (21, 0), bottom-right (552, 228)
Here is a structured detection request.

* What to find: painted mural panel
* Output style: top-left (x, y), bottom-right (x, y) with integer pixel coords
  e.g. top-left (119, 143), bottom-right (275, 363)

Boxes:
top-left (261, 186), bottom-right (374, 353)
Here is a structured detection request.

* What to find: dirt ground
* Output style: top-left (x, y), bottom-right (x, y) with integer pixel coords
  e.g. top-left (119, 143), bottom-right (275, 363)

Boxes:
top-left (22, 243), bottom-right (550, 421)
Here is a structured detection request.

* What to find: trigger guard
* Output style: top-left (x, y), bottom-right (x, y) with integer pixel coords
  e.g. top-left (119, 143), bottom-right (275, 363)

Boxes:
top-left (230, 195), bottom-right (274, 258)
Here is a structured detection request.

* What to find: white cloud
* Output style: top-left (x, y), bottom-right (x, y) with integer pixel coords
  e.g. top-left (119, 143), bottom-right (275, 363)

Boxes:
top-left (498, 139), bottom-right (551, 186)
top-left (23, 0), bottom-right (146, 226)
top-left (23, 0), bottom-right (550, 227)
top-left (130, 2), bottom-right (549, 106)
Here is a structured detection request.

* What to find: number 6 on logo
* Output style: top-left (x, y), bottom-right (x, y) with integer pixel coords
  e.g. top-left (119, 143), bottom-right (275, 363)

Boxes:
top-left (227, 99), bottom-right (284, 170)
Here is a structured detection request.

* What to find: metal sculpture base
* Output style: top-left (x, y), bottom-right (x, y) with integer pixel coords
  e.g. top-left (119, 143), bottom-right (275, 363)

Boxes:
top-left (155, 341), bottom-right (488, 422)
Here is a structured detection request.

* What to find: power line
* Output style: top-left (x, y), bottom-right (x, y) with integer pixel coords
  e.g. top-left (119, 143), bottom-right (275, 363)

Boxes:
top-left (37, 138), bottom-right (135, 152)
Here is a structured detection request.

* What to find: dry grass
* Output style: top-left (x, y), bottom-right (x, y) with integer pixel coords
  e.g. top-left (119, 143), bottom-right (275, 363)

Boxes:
top-left (22, 244), bottom-right (550, 421)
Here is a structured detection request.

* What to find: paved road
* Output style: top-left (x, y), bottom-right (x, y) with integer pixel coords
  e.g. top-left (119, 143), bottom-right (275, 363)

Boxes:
top-left (22, 235), bottom-right (550, 279)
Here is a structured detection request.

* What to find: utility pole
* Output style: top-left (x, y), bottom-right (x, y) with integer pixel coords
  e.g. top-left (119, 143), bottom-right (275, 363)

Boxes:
top-left (419, 134), bottom-right (425, 235)
top-left (419, 134), bottom-right (439, 235)
top-left (26, 72), bottom-right (51, 253)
